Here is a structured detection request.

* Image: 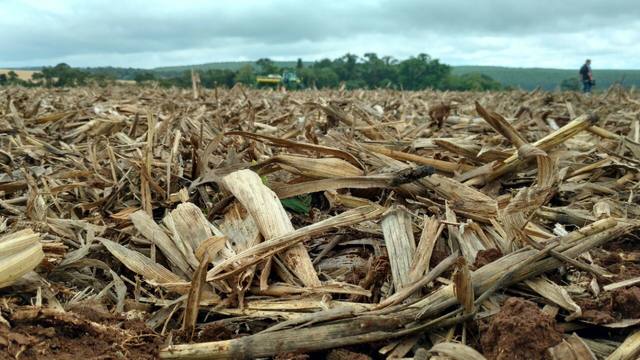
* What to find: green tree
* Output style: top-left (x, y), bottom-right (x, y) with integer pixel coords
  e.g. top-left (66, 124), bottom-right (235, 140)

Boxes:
top-left (313, 58), bottom-right (333, 69)
top-left (235, 64), bottom-right (256, 85)
top-left (134, 71), bottom-right (157, 84)
top-left (7, 71), bottom-right (18, 83)
top-left (332, 53), bottom-right (360, 81)
top-left (296, 58), bottom-right (304, 70)
top-left (300, 67), bottom-right (339, 88)
top-left (315, 68), bottom-right (340, 88)
top-left (40, 63), bottom-right (89, 87)
top-left (362, 52), bottom-right (397, 88)
top-left (201, 69), bottom-right (235, 88)
top-left (256, 58), bottom-right (278, 75)
top-left (31, 72), bottom-right (44, 84)
top-left (0, 74), bottom-right (7, 85)
top-left (398, 54), bottom-right (450, 90)
top-left (90, 72), bottom-right (116, 87)
top-left (444, 73), bottom-right (502, 91)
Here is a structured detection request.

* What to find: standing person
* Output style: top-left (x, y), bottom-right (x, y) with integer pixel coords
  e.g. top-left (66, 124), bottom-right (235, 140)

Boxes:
top-left (579, 59), bottom-right (593, 93)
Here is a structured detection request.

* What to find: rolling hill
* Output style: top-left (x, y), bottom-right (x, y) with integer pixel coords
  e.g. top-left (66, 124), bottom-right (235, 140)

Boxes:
top-left (5, 62), bottom-right (640, 90)
top-left (154, 62), bottom-right (640, 90)
top-left (452, 66), bottom-right (640, 90)
top-left (154, 61), bottom-right (306, 74)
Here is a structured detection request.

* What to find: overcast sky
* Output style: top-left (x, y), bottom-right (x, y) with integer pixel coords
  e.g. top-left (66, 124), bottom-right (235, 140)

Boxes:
top-left (1, 0), bottom-right (639, 69)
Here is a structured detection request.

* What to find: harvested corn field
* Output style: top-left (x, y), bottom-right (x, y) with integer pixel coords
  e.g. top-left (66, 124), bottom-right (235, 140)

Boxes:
top-left (1, 85), bottom-right (640, 359)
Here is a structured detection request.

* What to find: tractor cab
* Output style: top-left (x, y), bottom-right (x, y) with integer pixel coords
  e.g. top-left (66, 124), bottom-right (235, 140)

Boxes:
top-left (256, 71), bottom-right (301, 89)
top-left (282, 71), bottom-right (299, 84)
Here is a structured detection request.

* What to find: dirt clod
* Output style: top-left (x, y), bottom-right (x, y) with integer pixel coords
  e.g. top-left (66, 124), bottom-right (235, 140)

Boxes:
top-left (326, 348), bottom-right (372, 360)
top-left (473, 248), bottom-right (503, 269)
top-left (0, 307), bottom-right (162, 360)
top-left (612, 286), bottom-right (640, 318)
top-left (275, 352), bottom-right (311, 360)
top-left (481, 297), bottom-right (562, 360)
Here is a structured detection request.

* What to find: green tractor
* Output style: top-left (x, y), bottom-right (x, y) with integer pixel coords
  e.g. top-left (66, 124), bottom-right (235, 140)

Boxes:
top-left (256, 71), bottom-right (302, 90)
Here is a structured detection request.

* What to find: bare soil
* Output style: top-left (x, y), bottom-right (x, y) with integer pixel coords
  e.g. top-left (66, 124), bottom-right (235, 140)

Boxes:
top-left (0, 307), bottom-right (162, 360)
top-left (578, 286), bottom-right (640, 325)
top-left (473, 248), bottom-right (503, 269)
top-left (480, 297), bottom-right (563, 360)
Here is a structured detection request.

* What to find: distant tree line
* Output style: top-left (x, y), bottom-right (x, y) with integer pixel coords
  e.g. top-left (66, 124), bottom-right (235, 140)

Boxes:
top-left (1, 53), bottom-right (504, 91)
top-left (0, 63), bottom-right (117, 87)
top-left (136, 53), bottom-right (503, 91)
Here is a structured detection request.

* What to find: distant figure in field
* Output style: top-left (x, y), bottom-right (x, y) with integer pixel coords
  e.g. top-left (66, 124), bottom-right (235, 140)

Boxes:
top-left (429, 102), bottom-right (452, 129)
top-left (579, 59), bottom-right (594, 93)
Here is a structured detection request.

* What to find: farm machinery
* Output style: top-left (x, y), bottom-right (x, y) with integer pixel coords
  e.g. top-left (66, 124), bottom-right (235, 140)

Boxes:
top-left (256, 71), bottom-right (302, 89)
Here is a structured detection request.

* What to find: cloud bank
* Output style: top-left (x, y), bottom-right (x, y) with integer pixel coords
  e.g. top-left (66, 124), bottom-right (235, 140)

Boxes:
top-left (1, 0), bottom-right (638, 68)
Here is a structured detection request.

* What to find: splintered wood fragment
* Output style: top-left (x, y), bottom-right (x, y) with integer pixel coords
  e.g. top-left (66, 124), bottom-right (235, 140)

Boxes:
top-left (381, 206), bottom-right (417, 291)
top-left (221, 169), bottom-right (321, 287)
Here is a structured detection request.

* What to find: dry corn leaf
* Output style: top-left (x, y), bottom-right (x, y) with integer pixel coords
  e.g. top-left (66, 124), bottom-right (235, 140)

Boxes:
top-left (430, 342), bottom-right (487, 360)
top-left (0, 229), bottom-right (43, 289)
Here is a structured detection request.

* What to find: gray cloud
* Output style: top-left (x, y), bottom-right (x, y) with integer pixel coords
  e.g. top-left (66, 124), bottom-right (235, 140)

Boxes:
top-left (0, 0), bottom-right (638, 68)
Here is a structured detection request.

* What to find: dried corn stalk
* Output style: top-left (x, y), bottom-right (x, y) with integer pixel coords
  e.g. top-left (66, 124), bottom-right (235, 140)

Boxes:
top-left (221, 169), bottom-right (321, 287)
top-left (0, 229), bottom-right (43, 288)
top-left (381, 206), bottom-right (417, 291)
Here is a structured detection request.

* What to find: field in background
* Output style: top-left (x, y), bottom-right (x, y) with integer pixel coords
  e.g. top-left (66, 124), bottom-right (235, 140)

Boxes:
top-left (5, 62), bottom-right (640, 90)
top-left (154, 60), bottom-right (304, 73)
top-left (153, 62), bottom-right (640, 90)
top-left (452, 65), bottom-right (640, 90)
top-left (0, 69), bottom-right (38, 81)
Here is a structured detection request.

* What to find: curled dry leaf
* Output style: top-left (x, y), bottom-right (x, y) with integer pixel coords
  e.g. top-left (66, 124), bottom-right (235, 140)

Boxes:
top-left (430, 342), bottom-right (487, 360)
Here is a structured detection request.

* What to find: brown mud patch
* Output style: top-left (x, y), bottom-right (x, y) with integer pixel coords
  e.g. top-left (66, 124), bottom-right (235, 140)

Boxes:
top-left (326, 348), bottom-right (371, 360)
top-left (576, 286), bottom-right (640, 324)
top-left (274, 352), bottom-right (311, 360)
top-left (612, 287), bottom-right (640, 319)
top-left (480, 297), bottom-right (562, 360)
top-left (473, 248), bottom-right (503, 269)
top-left (0, 307), bottom-right (162, 360)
